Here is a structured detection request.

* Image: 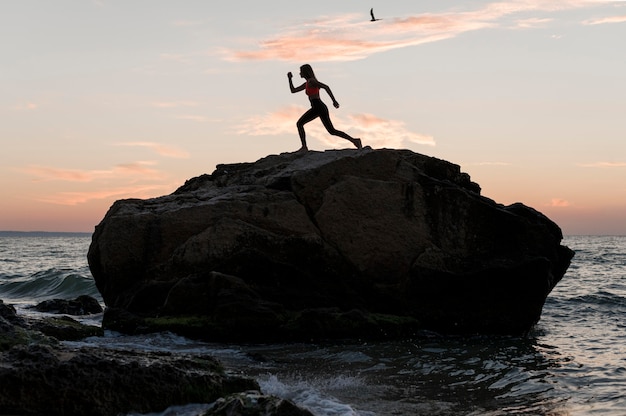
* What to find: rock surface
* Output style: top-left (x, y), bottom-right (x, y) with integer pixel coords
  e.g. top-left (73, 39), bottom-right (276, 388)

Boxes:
top-left (88, 148), bottom-right (574, 340)
top-left (32, 294), bottom-right (103, 315)
top-left (0, 344), bottom-right (257, 416)
top-left (1, 299), bottom-right (102, 350)
top-left (205, 391), bottom-right (315, 416)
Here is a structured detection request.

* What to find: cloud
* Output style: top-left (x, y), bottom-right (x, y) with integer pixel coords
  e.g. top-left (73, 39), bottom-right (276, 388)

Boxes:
top-left (223, 1), bottom-right (622, 62)
top-left (345, 113), bottom-right (435, 147)
top-left (222, 14), bottom-right (466, 62)
top-left (548, 198), bottom-right (571, 207)
top-left (35, 184), bottom-right (172, 206)
top-left (23, 161), bottom-right (164, 183)
top-left (584, 15), bottom-right (626, 24)
top-left (115, 142), bottom-right (190, 158)
top-left (13, 102), bottom-right (38, 111)
top-left (23, 166), bottom-right (100, 182)
top-left (515, 17), bottom-right (554, 28)
top-left (22, 161), bottom-right (177, 205)
top-left (237, 106), bottom-right (300, 136)
top-left (113, 161), bottom-right (162, 179)
top-left (237, 106), bottom-right (434, 148)
top-left (578, 161), bottom-right (626, 167)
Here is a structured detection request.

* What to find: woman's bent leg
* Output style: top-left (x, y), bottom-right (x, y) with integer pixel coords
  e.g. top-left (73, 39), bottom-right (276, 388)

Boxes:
top-left (297, 107), bottom-right (320, 150)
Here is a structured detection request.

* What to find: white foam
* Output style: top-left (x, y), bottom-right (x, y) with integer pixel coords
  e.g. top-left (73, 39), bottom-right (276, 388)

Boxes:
top-left (259, 373), bottom-right (375, 416)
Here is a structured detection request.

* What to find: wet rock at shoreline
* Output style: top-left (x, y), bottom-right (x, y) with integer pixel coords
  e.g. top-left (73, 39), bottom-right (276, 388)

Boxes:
top-left (0, 300), bottom-right (24, 326)
top-left (1, 299), bottom-right (53, 350)
top-left (205, 391), bottom-right (315, 416)
top-left (88, 148), bottom-right (574, 341)
top-left (1, 298), bottom-right (103, 346)
top-left (0, 300), bottom-right (307, 416)
top-left (0, 344), bottom-right (258, 416)
top-left (30, 315), bottom-right (104, 341)
top-left (33, 294), bottom-right (103, 315)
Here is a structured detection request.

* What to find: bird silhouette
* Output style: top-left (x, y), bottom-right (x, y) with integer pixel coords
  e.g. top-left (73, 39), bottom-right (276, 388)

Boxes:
top-left (370, 8), bottom-right (381, 22)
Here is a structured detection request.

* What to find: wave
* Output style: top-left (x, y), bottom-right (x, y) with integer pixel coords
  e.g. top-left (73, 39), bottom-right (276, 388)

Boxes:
top-left (0, 268), bottom-right (102, 303)
top-left (259, 373), bottom-right (369, 416)
top-left (571, 291), bottom-right (626, 309)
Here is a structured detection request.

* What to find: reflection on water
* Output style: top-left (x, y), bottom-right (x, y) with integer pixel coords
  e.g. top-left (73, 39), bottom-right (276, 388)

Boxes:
top-left (72, 329), bottom-right (584, 416)
top-left (224, 334), bottom-right (575, 416)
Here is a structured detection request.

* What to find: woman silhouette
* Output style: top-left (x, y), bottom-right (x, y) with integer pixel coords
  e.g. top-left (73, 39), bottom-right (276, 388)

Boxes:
top-left (288, 64), bottom-right (362, 153)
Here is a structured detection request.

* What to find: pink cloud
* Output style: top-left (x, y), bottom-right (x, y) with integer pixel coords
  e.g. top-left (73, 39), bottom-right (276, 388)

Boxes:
top-left (21, 161), bottom-right (176, 206)
top-left (237, 106), bottom-right (434, 149)
top-left (549, 198), bottom-right (571, 207)
top-left (346, 113), bottom-right (435, 147)
top-left (237, 106), bottom-right (303, 136)
top-left (116, 142), bottom-right (190, 158)
top-left (13, 102), bottom-right (39, 111)
top-left (36, 184), bottom-right (172, 206)
top-left (23, 161), bottom-right (164, 183)
top-left (579, 162), bottom-right (626, 168)
top-left (113, 161), bottom-right (163, 180)
top-left (223, 1), bottom-right (617, 62)
top-left (584, 14), bottom-right (626, 25)
top-left (515, 17), bottom-right (554, 28)
top-left (23, 166), bottom-right (106, 182)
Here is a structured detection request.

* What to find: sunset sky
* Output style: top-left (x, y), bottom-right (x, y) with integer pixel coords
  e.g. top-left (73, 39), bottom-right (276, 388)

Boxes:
top-left (2, 0), bottom-right (625, 234)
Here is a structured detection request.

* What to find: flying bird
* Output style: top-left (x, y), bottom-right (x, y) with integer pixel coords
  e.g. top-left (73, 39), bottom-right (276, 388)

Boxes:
top-left (370, 8), bottom-right (381, 22)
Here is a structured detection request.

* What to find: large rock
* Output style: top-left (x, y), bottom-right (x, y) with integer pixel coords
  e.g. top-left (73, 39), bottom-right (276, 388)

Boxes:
top-left (88, 148), bottom-right (573, 340)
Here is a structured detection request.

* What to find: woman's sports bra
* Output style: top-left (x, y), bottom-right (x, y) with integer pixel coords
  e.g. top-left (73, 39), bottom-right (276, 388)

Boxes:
top-left (305, 81), bottom-right (320, 96)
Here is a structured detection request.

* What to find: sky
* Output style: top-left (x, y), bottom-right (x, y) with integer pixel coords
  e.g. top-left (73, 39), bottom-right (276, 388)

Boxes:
top-left (1, 0), bottom-right (625, 235)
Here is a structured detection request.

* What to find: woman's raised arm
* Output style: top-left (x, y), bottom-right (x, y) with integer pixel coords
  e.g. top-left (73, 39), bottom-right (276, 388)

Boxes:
top-left (288, 72), bottom-right (305, 93)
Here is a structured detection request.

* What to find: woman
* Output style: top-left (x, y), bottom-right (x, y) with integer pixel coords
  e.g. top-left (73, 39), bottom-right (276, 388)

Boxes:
top-left (288, 64), bottom-right (362, 152)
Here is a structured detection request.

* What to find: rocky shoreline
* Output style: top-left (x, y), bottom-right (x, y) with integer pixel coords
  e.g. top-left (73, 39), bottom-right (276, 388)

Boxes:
top-left (0, 298), bottom-right (312, 416)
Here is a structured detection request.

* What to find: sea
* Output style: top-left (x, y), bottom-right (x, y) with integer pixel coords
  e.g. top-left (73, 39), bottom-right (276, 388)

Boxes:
top-left (1, 233), bottom-right (625, 416)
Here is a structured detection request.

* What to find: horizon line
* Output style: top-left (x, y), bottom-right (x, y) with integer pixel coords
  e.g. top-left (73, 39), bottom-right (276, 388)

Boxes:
top-left (0, 231), bottom-right (93, 236)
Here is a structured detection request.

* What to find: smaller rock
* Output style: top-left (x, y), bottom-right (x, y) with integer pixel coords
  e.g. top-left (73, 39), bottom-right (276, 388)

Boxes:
top-left (0, 345), bottom-right (259, 416)
top-left (1, 300), bottom-right (51, 351)
top-left (0, 299), bottom-right (25, 326)
top-left (33, 295), bottom-right (103, 315)
top-left (30, 315), bottom-right (104, 341)
top-left (205, 391), bottom-right (315, 416)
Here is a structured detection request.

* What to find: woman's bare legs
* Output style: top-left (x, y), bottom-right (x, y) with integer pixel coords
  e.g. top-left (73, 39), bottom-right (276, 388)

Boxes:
top-left (297, 100), bottom-right (363, 151)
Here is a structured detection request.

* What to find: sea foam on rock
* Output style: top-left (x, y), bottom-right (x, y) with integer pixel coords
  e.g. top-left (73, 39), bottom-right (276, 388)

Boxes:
top-left (88, 148), bottom-right (574, 341)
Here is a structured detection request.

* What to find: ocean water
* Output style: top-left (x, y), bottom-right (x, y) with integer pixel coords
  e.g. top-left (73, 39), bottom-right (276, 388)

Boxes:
top-left (1, 234), bottom-right (625, 416)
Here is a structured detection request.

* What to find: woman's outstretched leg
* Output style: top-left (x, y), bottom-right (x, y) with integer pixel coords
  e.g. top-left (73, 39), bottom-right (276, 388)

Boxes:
top-left (320, 113), bottom-right (362, 149)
